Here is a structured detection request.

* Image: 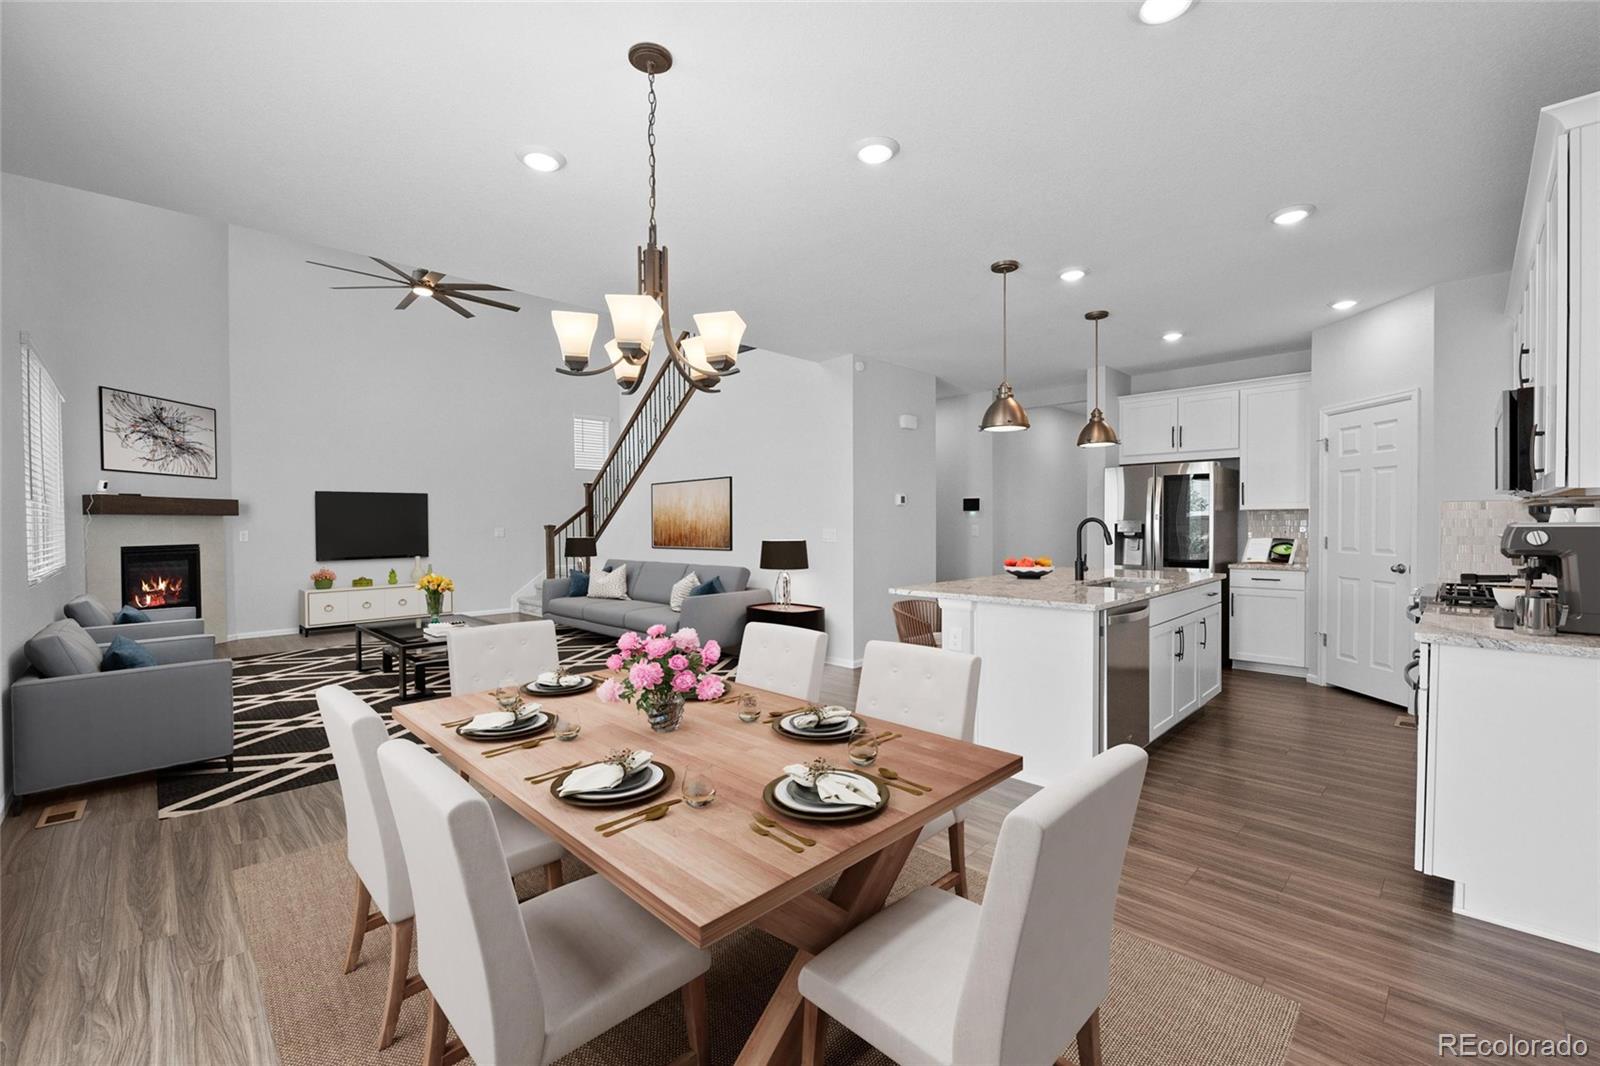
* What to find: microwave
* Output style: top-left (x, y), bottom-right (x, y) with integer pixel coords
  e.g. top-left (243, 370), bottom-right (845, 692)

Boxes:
top-left (1495, 386), bottom-right (1536, 493)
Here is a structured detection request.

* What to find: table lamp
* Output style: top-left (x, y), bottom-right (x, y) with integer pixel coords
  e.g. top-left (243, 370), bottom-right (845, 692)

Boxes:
top-left (565, 536), bottom-right (598, 573)
top-left (760, 540), bottom-right (808, 607)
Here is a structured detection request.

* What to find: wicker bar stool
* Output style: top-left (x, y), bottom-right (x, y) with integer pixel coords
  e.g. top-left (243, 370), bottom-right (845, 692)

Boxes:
top-left (891, 598), bottom-right (942, 647)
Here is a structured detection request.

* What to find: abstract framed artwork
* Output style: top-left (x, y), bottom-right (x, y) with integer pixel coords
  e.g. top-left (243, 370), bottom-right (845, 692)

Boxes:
top-left (651, 476), bottom-right (733, 550)
top-left (99, 386), bottom-right (219, 480)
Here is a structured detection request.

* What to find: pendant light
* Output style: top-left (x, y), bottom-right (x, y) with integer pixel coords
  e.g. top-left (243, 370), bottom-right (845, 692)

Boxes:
top-left (979, 260), bottom-right (1030, 433)
top-left (1077, 309), bottom-right (1120, 448)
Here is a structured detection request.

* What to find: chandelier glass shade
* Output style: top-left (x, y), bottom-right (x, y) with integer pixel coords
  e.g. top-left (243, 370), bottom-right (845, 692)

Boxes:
top-left (551, 43), bottom-right (744, 395)
top-left (979, 260), bottom-right (1030, 433)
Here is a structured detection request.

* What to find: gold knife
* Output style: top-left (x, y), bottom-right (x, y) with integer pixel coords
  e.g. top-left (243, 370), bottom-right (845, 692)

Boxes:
top-left (482, 736), bottom-right (548, 758)
top-left (593, 799), bottom-right (680, 831)
top-left (864, 772), bottom-right (926, 796)
top-left (524, 762), bottom-right (582, 784)
top-left (441, 715), bottom-right (475, 729)
top-left (751, 811), bottom-right (816, 847)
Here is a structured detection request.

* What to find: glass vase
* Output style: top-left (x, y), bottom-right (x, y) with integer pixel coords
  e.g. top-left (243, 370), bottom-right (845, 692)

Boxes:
top-left (425, 589), bottom-right (444, 624)
top-left (643, 693), bottom-right (686, 733)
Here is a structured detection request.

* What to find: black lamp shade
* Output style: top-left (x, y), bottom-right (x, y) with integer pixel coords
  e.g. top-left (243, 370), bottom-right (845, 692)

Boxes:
top-left (565, 536), bottom-right (598, 558)
top-left (760, 539), bottom-right (808, 571)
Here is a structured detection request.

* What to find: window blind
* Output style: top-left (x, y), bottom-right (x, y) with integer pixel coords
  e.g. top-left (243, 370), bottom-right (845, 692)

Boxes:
top-left (21, 340), bottom-right (67, 585)
top-left (573, 416), bottom-right (611, 471)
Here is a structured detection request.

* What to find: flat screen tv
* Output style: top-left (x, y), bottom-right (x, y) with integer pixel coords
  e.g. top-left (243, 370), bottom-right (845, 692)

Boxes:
top-left (315, 491), bottom-right (429, 561)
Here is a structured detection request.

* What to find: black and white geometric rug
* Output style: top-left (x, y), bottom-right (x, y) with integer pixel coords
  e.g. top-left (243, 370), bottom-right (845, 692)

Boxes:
top-left (155, 625), bottom-right (738, 819)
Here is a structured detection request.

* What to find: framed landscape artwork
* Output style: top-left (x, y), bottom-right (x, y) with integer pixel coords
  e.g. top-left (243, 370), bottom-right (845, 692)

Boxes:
top-left (99, 386), bottom-right (219, 480)
top-left (651, 476), bottom-right (733, 550)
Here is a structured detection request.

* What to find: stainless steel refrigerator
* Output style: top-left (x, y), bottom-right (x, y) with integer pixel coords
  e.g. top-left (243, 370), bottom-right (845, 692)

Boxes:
top-left (1104, 462), bottom-right (1239, 572)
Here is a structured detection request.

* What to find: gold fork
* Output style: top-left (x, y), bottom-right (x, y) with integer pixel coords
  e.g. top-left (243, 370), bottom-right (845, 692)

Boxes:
top-left (593, 799), bottom-right (680, 831)
top-left (750, 822), bottom-right (804, 853)
top-left (751, 811), bottom-right (816, 847)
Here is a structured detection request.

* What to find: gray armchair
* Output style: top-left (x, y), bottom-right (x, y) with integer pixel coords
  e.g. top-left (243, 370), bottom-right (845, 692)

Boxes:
top-left (11, 619), bottom-right (233, 797)
top-left (63, 593), bottom-right (204, 643)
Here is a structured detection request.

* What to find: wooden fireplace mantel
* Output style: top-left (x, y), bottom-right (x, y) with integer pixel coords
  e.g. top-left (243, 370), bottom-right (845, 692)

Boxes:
top-left (82, 494), bottom-right (240, 517)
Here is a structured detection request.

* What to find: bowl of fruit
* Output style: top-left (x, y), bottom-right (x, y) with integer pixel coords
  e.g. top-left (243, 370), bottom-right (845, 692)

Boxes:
top-left (1003, 556), bottom-right (1054, 579)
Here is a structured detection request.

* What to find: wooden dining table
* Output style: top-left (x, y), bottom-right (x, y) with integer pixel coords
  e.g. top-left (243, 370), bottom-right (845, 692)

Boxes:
top-left (393, 676), bottom-right (1022, 1066)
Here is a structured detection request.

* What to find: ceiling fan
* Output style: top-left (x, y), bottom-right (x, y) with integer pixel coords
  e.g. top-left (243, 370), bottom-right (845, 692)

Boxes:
top-left (307, 257), bottom-right (521, 318)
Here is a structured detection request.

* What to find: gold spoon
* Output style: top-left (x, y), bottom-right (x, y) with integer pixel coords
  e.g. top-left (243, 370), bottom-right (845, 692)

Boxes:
top-left (878, 767), bottom-right (931, 792)
top-left (751, 811), bottom-right (816, 847)
top-left (602, 806), bottom-right (672, 837)
top-left (750, 822), bottom-right (804, 853)
top-left (593, 799), bottom-right (680, 832)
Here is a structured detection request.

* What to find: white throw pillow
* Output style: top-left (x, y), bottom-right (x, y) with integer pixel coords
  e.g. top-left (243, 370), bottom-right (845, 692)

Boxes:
top-left (669, 572), bottom-right (700, 612)
top-left (588, 565), bottom-right (630, 600)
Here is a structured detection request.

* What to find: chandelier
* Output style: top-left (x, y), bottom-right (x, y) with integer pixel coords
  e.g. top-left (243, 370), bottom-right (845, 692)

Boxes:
top-left (550, 43), bottom-right (746, 395)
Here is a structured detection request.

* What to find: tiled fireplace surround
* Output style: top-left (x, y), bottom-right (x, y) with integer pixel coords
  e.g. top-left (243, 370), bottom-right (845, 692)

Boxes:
top-left (85, 514), bottom-right (228, 640)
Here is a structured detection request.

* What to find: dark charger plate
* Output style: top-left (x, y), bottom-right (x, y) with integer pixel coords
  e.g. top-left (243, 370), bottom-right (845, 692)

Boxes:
top-left (457, 711), bottom-right (556, 741)
top-left (762, 774), bottom-right (889, 825)
top-left (549, 763), bottom-right (676, 808)
top-left (522, 675), bottom-right (598, 697)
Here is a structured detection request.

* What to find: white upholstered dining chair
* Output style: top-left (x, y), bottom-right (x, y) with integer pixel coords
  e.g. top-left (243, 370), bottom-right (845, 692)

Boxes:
top-left (316, 685), bottom-right (566, 1050)
top-left (735, 621), bottom-right (827, 703)
top-left (376, 738), bottom-right (712, 1066)
top-left (446, 619), bottom-right (559, 696)
top-left (853, 640), bottom-right (981, 895)
top-left (797, 744), bottom-right (1148, 1066)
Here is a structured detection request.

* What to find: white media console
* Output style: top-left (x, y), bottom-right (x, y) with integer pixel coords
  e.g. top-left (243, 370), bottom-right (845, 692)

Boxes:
top-left (299, 583), bottom-right (454, 633)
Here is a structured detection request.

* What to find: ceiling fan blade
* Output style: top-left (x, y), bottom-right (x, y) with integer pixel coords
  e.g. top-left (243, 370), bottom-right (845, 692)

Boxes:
top-left (422, 270), bottom-right (445, 285)
top-left (396, 292), bottom-right (419, 311)
top-left (436, 283), bottom-right (512, 292)
top-left (370, 257), bottom-right (416, 283)
top-left (432, 293), bottom-right (475, 318)
top-left (331, 284), bottom-right (408, 290)
top-left (306, 260), bottom-right (404, 283)
top-left (440, 290), bottom-right (521, 312)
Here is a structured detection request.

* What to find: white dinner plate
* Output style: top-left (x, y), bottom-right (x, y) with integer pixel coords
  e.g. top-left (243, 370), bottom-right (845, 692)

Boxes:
top-left (570, 763), bottom-right (664, 801)
top-left (460, 710), bottom-right (548, 738)
top-left (778, 713), bottom-right (858, 737)
top-left (772, 774), bottom-right (875, 813)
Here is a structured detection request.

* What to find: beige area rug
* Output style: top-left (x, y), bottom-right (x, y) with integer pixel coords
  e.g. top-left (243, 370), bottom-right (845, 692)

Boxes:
top-left (234, 843), bottom-right (1298, 1066)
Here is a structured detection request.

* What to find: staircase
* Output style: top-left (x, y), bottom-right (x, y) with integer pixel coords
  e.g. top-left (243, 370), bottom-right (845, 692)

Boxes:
top-left (544, 354), bottom-right (698, 578)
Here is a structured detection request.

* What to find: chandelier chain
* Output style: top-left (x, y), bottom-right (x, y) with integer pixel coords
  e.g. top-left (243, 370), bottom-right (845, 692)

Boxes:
top-left (646, 70), bottom-right (658, 246)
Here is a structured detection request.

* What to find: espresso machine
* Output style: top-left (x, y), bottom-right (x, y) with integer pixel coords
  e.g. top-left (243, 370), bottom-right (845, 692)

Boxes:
top-left (1499, 521), bottom-right (1600, 635)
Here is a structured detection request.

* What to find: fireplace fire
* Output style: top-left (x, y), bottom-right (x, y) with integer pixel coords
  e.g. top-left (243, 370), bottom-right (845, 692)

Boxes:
top-left (121, 544), bottom-right (201, 612)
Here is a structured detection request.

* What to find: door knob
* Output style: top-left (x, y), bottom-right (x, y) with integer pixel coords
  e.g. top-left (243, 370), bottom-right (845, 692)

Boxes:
top-left (1390, 563), bottom-right (1409, 574)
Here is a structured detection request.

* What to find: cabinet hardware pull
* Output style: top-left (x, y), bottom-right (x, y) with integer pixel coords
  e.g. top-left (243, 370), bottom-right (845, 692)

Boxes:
top-left (1252, 576), bottom-right (1282, 582)
top-left (324, 604), bottom-right (334, 613)
top-left (1175, 627), bottom-right (1185, 661)
top-left (1241, 481), bottom-right (1245, 506)
top-left (1170, 426), bottom-right (1176, 448)
top-left (1200, 618), bottom-right (1208, 649)
top-left (1230, 594), bottom-right (1235, 616)
top-left (1518, 344), bottom-right (1530, 386)
top-left (1179, 425), bottom-right (1184, 448)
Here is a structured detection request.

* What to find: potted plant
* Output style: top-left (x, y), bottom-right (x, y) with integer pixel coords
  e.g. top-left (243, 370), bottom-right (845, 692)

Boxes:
top-left (597, 626), bottom-right (724, 732)
top-left (311, 567), bottom-right (336, 590)
top-left (416, 571), bottom-right (454, 624)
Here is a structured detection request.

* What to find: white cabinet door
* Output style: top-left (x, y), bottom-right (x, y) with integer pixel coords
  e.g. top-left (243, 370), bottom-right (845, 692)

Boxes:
top-left (385, 587), bottom-right (421, 617)
top-left (1230, 588), bottom-right (1306, 668)
top-left (1239, 378), bottom-right (1311, 509)
top-left (1118, 394), bottom-right (1180, 459)
top-left (1173, 619), bottom-right (1200, 720)
top-left (1196, 604), bottom-right (1223, 705)
top-left (1176, 389), bottom-right (1240, 454)
top-left (1148, 619), bottom-right (1179, 738)
top-left (348, 589), bottom-right (385, 621)
top-left (307, 591), bottom-right (348, 626)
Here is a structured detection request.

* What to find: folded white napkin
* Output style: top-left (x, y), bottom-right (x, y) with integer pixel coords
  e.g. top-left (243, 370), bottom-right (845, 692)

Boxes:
top-left (790, 705), bottom-right (852, 730)
top-left (783, 764), bottom-right (880, 807)
top-left (537, 671), bottom-right (583, 687)
top-left (559, 751), bottom-right (653, 796)
top-left (463, 706), bottom-right (537, 733)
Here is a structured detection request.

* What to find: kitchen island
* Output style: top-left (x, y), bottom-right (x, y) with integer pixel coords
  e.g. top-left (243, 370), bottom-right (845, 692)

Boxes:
top-left (890, 568), bottom-right (1225, 787)
top-left (1413, 609), bottom-right (1600, 952)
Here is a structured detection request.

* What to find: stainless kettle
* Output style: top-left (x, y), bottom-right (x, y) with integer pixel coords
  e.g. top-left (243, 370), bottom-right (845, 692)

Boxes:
top-left (1513, 590), bottom-right (1568, 636)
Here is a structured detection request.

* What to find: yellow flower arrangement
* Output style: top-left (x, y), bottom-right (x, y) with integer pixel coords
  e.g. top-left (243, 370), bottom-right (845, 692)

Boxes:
top-left (417, 572), bottom-right (455, 593)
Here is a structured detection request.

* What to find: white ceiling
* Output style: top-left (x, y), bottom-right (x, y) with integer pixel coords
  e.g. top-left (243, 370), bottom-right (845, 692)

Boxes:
top-left (4, 2), bottom-right (1597, 394)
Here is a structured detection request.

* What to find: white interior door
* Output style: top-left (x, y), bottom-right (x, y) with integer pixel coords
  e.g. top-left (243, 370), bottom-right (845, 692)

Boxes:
top-left (1320, 392), bottom-right (1418, 706)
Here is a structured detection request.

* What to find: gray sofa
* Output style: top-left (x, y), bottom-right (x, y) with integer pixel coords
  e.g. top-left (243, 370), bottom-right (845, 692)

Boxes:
top-left (63, 593), bottom-right (205, 643)
top-left (11, 618), bottom-right (233, 797)
top-left (542, 558), bottom-right (770, 649)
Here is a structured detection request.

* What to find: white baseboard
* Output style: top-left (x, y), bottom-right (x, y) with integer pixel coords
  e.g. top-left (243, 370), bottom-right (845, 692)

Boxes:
top-left (225, 626), bottom-right (299, 642)
top-left (825, 656), bottom-right (863, 670)
top-left (1229, 660), bottom-right (1309, 679)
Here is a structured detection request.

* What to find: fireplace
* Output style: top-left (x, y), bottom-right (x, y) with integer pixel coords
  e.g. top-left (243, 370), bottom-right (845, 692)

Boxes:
top-left (120, 544), bottom-right (202, 611)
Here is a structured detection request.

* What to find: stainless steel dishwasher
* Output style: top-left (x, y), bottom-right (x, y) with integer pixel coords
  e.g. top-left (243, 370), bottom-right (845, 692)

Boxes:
top-left (1100, 601), bottom-right (1151, 750)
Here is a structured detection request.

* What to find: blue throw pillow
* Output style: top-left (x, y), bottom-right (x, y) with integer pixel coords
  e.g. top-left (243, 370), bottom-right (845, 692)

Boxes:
top-left (101, 635), bottom-right (157, 671)
top-left (568, 570), bottom-right (591, 597)
top-left (690, 575), bottom-right (725, 597)
top-left (114, 604), bottom-right (152, 624)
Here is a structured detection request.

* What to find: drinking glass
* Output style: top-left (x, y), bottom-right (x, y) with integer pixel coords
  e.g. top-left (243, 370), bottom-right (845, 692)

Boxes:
top-left (847, 728), bottom-right (879, 767)
top-left (494, 676), bottom-right (524, 718)
top-left (736, 694), bottom-right (761, 723)
top-left (554, 706), bottom-right (582, 741)
top-left (682, 767), bottom-right (717, 809)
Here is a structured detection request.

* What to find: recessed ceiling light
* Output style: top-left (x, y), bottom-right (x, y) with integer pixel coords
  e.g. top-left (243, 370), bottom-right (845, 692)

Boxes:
top-left (1138, 0), bottom-right (1195, 25)
top-left (1329, 299), bottom-right (1358, 312)
top-left (1271, 204), bottom-right (1316, 226)
top-left (1162, 331), bottom-right (1183, 342)
top-left (854, 136), bottom-right (900, 165)
top-left (1059, 268), bottom-right (1087, 283)
top-left (519, 147), bottom-right (567, 173)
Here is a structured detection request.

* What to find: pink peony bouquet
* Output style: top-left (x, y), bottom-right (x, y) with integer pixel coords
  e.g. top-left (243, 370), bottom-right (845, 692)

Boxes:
top-left (598, 624), bottom-right (724, 727)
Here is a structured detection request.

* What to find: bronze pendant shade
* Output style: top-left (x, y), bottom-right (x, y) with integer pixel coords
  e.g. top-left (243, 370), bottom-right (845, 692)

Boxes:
top-left (979, 260), bottom-right (1030, 433)
top-left (1077, 309), bottom-right (1121, 449)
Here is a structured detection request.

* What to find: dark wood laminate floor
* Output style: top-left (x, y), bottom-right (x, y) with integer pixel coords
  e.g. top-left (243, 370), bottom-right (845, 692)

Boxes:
top-left (2, 654), bottom-right (1595, 1065)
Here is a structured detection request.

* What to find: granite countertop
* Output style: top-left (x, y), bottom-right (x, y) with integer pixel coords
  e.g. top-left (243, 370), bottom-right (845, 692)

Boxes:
top-left (1414, 609), bottom-right (1600, 659)
top-left (1230, 562), bottom-right (1309, 572)
top-left (889, 568), bottom-right (1223, 611)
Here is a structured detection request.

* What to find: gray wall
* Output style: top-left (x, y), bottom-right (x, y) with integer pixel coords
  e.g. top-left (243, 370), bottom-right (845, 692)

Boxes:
top-left (1433, 272), bottom-right (1515, 503)
top-left (225, 225), bottom-right (598, 635)
top-left (935, 393), bottom-right (996, 581)
top-left (1, 174), bottom-right (231, 801)
top-left (994, 404), bottom-right (1090, 571)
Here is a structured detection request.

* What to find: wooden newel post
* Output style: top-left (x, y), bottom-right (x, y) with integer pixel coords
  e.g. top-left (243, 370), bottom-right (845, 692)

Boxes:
top-left (544, 525), bottom-right (558, 580)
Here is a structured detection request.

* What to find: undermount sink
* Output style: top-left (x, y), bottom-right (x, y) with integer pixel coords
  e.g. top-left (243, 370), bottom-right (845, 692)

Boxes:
top-left (1084, 577), bottom-right (1163, 592)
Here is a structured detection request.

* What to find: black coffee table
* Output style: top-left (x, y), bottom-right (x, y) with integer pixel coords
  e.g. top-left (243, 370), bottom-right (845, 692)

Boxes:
top-left (355, 615), bottom-right (490, 701)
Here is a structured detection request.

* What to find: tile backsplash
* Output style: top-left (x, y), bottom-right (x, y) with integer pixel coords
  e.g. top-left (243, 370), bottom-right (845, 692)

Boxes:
top-left (1247, 509), bottom-right (1308, 540)
top-left (1437, 499), bottom-right (1530, 581)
